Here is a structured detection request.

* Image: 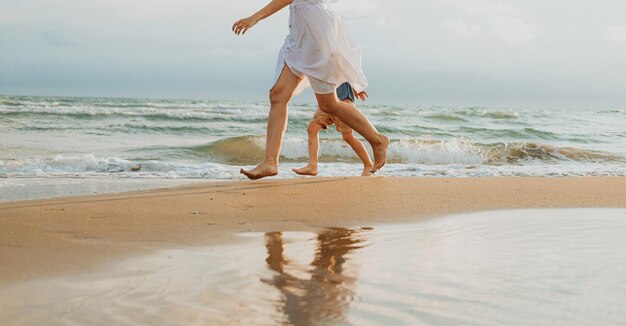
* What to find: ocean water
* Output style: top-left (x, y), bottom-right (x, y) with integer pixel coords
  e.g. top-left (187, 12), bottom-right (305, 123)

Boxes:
top-left (1, 95), bottom-right (625, 181)
top-left (2, 209), bottom-right (625, 325)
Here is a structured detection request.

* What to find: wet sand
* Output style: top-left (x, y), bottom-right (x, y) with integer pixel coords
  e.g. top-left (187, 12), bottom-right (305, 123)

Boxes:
top-left (3, 209), bottom-right (624, 325)
top-left (1, 177), bottom-right (626, 286)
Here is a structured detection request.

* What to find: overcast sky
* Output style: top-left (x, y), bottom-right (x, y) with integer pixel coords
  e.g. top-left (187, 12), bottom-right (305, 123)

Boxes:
top-left (1, 0), bottom-right (626, 108)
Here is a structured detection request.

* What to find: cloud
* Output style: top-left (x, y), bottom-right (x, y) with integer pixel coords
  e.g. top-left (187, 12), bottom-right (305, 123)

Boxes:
top-left (2, 0), bottom-right (626, 107)
top-left (335, 0), bottom-right (379, 17)
top-left (605, 25), bottom-right (626, 44)
top-left (468, 2), bottom-right (524, 16)
top-left (374, 18), bottom-right (401, 28)
top-left (0, 3), bottom-right (25, 23)
top-left (40, 32), bottom-right (78, 47)
top-left (441, 19), bottom-right (482, 39)
top-left (464, 2), bottom-right (535, 44)
top-left (487, 15), bottom-right (534, 44)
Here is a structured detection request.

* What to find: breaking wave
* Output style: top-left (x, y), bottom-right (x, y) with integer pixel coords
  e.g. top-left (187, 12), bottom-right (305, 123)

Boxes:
top-left (176, 136), bottom-right (623, 165)
top-left (3, 96), bottom-right (626, 179)
top-left (1, 137), bottom-right (624, 179)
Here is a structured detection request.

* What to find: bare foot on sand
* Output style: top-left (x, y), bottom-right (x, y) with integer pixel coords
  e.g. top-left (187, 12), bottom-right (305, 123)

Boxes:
top-left (361, 164), bottom-right (374, 176)
top-left (292, 165), bottom-right (318, 176)
top-left (371, 134), bottom-right (390, 173)
top-left (240, 163), bottom-right (278, 180)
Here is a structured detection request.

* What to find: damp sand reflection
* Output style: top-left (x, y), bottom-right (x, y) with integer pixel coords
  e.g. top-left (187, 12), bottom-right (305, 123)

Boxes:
top-left (263, 228), bottom-right (368, 325)
top-left (1, 209), bottom-right (626, 325)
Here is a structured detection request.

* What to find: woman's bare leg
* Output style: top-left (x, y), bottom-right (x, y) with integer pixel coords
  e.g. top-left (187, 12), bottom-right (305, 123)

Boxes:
top-left (315, 93), bottom-right (389, 172)
top-left (241, 66), bottom-right (301, 180)
top-left (341, 131), bottom-right (374, 176)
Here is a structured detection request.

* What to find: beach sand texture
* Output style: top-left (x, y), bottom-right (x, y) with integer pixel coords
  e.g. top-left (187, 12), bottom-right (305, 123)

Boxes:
top-left (1, 177), bottom-right (625, 287)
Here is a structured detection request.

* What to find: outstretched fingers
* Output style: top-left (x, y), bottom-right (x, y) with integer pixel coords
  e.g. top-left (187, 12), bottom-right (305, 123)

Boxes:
top-left (232, 20), bottom-right (244, 35)
top-left (356, 91), bottom-right (368, 101)
top-left (351, 86), bottom-right (368, 102)
top-left (232, 18), bottom-right (256, 35)
top-left (233, 21), bottom-right (245, 35)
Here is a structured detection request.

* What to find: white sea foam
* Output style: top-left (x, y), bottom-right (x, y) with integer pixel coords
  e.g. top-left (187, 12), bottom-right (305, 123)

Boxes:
top-left (388, 138), bottom-right (485, 165)
top-left (0, 155), bottom-right (236, 179)
top-left (289, 137), bottom-right (485, 164)
top-left (2, 154), bottom-right (625, 181)
top-left (244, 136), bottom-right (618, 165)
top-left (0, 101), bottom-right (314, 122)
top-left (2, 95), bottom-right (626, 185)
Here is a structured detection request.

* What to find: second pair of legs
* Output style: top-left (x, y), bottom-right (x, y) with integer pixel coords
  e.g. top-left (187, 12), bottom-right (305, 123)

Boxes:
top-left (293, 98), bottom-right (374, 177)
top-left (292, 124), bottom-right (374, 177)
top-left (241, 66), bottom-right (390, 180)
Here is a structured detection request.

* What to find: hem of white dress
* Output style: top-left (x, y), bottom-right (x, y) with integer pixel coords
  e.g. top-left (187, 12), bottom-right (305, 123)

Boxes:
top-left (270, 60), bottom-right (307, 91)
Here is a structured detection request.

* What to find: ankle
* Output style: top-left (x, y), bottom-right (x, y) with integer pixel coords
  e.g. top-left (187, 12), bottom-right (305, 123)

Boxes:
top-left (262, 160), bottom-right (279, 167)
top-left (367, 134), bottom-right (381, 146)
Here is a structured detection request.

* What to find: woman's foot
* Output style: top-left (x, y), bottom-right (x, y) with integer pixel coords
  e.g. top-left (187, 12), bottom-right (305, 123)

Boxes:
top-left (240, 163), bottom-right (278, 180)
top-left (292, 165), bottom-right (318, 176)
top-left (371, 134), bottom-right (390, 173)
top-left (361, 163), bottom-right (374, 176)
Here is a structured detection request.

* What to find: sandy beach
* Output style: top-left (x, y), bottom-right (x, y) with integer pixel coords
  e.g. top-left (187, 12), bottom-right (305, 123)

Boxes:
top-left (1, 176), bottom-right (625, 287)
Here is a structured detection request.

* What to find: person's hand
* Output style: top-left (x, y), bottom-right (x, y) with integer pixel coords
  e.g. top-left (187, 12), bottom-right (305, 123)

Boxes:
top-left (355, 89), bottom-right (368, 102)
top-left (232, 16), bottom-right (259, 35)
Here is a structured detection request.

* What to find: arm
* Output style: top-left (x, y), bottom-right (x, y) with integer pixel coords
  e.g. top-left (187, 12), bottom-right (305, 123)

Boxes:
top-left (232, 0), bottom-right (293, 35)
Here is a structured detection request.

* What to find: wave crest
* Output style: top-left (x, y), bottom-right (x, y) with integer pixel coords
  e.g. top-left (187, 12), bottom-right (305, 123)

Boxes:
top-left (182, 136), bottom-right (621, 165)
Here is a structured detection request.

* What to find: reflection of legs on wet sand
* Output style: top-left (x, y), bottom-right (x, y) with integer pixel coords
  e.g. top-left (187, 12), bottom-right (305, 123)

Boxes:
top-left (264, 232), bottom-right (288, 274)
top-left (263, 228), bottom-right (368, 325)
top-left (311, 228), bottom-right (365, 279)
top-left (263, 231), bottom-right (307, 325)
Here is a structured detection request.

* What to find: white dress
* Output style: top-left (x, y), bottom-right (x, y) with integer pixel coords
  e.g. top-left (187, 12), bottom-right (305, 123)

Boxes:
top-left (271, 0), bottom-right (368, 95)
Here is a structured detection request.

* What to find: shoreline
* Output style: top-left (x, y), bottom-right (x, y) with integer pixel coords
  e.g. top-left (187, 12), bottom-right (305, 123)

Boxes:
top-left (0, 178), bottom-right (208, 203)
top-left (1, 176), bottom-right (626, 286)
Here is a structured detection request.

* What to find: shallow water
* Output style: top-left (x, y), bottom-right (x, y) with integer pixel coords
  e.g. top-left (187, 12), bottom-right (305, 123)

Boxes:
top-left (0, 178), bottom-right (203, 202)
top-left (2, 95), bottom-right (626, 182)
top-left (2, 209), bottom-right (626, 325)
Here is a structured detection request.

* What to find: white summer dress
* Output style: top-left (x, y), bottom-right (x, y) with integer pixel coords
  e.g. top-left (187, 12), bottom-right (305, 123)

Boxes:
top-left (271, 0), bottom-right (368, 95)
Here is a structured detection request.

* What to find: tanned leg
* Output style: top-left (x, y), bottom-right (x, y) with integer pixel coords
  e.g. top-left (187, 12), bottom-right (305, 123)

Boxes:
top-left (315, 93), bottom-right (389, 173)
top-left (241, 65), bottom-right (301, 180)
top-left (293, 123), bottom-right (324, 176)
top-left (342, 131), bottom-right (374, 176)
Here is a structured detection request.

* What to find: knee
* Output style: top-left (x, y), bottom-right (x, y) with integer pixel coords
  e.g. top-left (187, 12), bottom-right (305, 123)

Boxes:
top-left (307, 124), bottom-right (319, 134)
top-left (342, 132), bottom-right (354, 141)
top-left (269, 86), bottom-right (290, 106)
